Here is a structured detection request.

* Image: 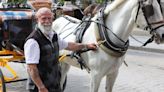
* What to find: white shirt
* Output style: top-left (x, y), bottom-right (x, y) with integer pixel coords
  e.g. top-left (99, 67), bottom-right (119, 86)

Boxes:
top-left (24, 31), bottom-right (68, 64)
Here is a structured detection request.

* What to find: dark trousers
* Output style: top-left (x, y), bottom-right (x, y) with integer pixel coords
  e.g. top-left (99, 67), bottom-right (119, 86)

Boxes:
top-left (29, 87), bottom-right (62, 92)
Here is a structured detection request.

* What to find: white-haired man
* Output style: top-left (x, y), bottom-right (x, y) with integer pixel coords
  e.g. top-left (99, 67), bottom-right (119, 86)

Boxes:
top-left (24, 7), bottom-right (97, 92)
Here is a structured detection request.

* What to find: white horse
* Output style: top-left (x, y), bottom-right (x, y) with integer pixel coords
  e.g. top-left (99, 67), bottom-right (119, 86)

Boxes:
top-left (52, 0), bottom-right (164, 92)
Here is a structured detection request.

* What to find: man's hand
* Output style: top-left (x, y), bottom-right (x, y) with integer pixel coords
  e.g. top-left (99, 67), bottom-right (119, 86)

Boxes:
top-left (66, 42), bottom-right (98, 51)
top-left (86, 43), bottom-right (98, 51)
top-left (27, 64), bottom-right (48, 92)
top-left (39, 87), bottom-right (48, 92)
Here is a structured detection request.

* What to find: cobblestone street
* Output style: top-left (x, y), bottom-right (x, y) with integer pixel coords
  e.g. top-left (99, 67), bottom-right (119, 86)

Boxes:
top-left (113, 50), bottom-right (164, 92)
top-left (4, 49), bottom-right (164, 92)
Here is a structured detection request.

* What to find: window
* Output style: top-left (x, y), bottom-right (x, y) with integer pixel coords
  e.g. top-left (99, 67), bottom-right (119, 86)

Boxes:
top-left (2, 19), bottom-right (33, 50)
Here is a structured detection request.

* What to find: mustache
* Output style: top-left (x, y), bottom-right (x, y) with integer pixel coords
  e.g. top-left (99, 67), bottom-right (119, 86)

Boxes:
top-left (42, 25), bottom-right (51, 31)
top-left (43, 23), bottom-right (52, 26)
top-left (39, 24), bottom-right (51, 32)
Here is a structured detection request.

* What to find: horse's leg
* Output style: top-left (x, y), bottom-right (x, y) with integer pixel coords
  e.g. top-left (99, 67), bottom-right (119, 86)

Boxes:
top-left (60, 62), bottom-right (70, 90)
top-left (105, 70), bottom-right (119, 92)
top-left (90, 71), bottom-right (103, 92)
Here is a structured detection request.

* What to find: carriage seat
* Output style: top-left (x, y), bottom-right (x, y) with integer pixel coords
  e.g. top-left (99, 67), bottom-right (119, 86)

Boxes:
top-left (0, 9), bottom-right (34, 50)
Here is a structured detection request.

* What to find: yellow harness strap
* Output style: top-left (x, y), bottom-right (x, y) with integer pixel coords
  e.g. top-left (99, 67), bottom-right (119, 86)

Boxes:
top-left (59, 54), bottom-right (67, 62)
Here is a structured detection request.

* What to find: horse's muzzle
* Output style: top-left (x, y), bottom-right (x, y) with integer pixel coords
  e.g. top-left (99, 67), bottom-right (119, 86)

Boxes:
top-left (154, 32), bottom-right (164, 44)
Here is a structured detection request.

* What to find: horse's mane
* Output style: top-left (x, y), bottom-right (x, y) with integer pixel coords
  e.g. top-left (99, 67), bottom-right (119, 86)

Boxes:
top-left (83, 3), bottom-right (103, 17)
top-left (104, 0), bottom-right (126, 14)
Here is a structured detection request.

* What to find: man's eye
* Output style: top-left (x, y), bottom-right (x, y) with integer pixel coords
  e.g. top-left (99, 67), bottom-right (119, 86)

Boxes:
top-left (42, 17), bottom-right (51, 20)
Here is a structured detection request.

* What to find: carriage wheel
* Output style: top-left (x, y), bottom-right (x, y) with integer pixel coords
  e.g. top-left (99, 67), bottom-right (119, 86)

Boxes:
top-left (0, 69), bottom-right (6, 92)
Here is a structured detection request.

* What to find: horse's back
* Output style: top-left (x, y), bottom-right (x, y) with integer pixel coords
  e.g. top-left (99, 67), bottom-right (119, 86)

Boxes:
top-left (53, 15), bottom-right (81, 33)
top-left (52, 15), bottom-right (83, 68)
top-left (52, 15), bottom-right (81, 40)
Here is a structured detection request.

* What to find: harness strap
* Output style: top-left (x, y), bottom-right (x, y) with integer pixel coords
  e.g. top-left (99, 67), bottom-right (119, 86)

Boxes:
top-left (135, 2), bottom-right (141, 23)
top-left (59, 53), bottom-right (90, 72)
top-left (142, 35), bottom-right (154, 46)
top-left (150, 20), bottom-right (164, 25)
top-left (75, 15), bottom-right (92, 43)
top-left (60, 15), bottom-right (92, 71)
top-left (62, 15), bottom-right (80, 24)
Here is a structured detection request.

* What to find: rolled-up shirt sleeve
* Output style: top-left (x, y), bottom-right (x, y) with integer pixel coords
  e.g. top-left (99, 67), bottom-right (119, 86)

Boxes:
top-left (24, 39), bottom-right (40, 64)
top-left (58, 35), bottom-right (68, 50)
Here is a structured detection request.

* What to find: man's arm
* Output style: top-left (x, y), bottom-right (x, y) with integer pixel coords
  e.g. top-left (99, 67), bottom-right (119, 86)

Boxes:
top-left (27, 64), bottom-right (48, 92)
top-left (65, 42), bottom-right (97, 51)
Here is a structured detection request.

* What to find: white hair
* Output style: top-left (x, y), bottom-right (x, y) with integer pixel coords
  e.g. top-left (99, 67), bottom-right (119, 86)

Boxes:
top-left (35, 7), bottom-right (53, 18)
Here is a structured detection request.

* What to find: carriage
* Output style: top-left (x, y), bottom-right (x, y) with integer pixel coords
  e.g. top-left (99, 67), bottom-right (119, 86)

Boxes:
top-left (0, 0), bottom-right (78, 91)
top-left (0, 1), bottom-right (35, 91)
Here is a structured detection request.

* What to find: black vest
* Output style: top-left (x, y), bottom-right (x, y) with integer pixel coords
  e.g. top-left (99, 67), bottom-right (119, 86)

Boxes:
top-left (26, 28), bottom-right (62, 92)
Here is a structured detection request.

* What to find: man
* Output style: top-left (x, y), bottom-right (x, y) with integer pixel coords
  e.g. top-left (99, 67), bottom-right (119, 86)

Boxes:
top-left (24, 7), bottom-right (97, 92)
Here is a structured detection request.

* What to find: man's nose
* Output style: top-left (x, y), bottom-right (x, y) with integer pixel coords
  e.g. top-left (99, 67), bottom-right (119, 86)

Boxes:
top-left (44, 18), bottom-right (52, 23)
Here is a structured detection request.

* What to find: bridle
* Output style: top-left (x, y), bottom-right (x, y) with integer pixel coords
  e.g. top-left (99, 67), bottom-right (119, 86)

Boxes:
top-left (135, 0), bottom-right (164, 46)
top-left (136, 0), bottom-right (164, 33)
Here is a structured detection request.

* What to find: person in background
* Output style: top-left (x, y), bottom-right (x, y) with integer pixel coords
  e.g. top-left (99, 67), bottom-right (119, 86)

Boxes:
top-left (24, 7), bottom-right (97, 92)
top-left (62, 0), bottom-right (84, 20)
top-left (83, 3), bottom-right (103, 17)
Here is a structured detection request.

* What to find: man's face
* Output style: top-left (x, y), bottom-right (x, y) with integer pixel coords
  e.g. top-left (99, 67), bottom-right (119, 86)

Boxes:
top-left (37, 13), bottom-right (54, 33)
top-left (37, 13), bottom-right (53, 27)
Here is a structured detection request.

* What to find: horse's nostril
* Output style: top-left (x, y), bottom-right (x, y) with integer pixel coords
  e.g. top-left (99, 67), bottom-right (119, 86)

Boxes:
top-left (162, 34), bottom-right (164, 38)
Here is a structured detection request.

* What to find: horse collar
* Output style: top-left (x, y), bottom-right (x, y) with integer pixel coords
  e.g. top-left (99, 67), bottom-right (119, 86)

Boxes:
top-left (96, 8), bottom-right (129, 57)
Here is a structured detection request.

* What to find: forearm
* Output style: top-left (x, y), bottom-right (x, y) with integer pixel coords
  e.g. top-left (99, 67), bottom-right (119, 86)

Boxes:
top-left (27, 64), bottom-right (45, 90)
top-left (65, 42), bottom-right (86, 51)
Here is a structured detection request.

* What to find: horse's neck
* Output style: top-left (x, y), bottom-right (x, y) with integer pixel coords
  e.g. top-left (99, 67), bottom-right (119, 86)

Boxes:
top-left (105, 0), bottom-right (138, 42)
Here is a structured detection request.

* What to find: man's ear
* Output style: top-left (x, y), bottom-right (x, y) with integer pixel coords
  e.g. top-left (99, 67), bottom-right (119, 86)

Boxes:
top-left (34, 14), bottom-right (39, 22)
top-left (35, 16), bottom-right (38, 22)
top-left (51, 15), bottom-right (54, 20)
top-left (36, 18), bottom-right (38, 22)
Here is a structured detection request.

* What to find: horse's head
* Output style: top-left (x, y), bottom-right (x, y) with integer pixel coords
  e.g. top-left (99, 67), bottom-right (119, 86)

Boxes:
top-left (140, 0), bottom-right (164, 44)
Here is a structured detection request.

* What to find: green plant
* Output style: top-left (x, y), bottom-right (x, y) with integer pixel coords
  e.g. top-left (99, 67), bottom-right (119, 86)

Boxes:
top-left (59, 0), bottom-right (65, 5)
top-left (59, 0), bottom-right (76, 4)
top-left (7, 0), bottom-right (27, 3)
top-left (96, 0), bottom-right (105, 3)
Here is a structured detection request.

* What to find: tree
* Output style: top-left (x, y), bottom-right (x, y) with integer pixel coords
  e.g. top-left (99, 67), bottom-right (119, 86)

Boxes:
top-left (58, 0), bottom-right (112, 9)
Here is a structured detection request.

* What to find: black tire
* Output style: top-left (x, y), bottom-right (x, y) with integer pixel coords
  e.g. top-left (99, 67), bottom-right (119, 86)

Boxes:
top-left (62, 75), bottom-right (67, 91)
top-left (0, 69), bottom-right (6, 92)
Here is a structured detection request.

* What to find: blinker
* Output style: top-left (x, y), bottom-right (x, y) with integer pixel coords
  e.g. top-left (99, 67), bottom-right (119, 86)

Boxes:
top-left (142, 4), bottom-right (154, 17)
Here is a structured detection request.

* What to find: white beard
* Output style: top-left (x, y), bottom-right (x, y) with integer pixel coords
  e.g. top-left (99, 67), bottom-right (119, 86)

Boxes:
top-left (38, 22), bottom-right (52, 35)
